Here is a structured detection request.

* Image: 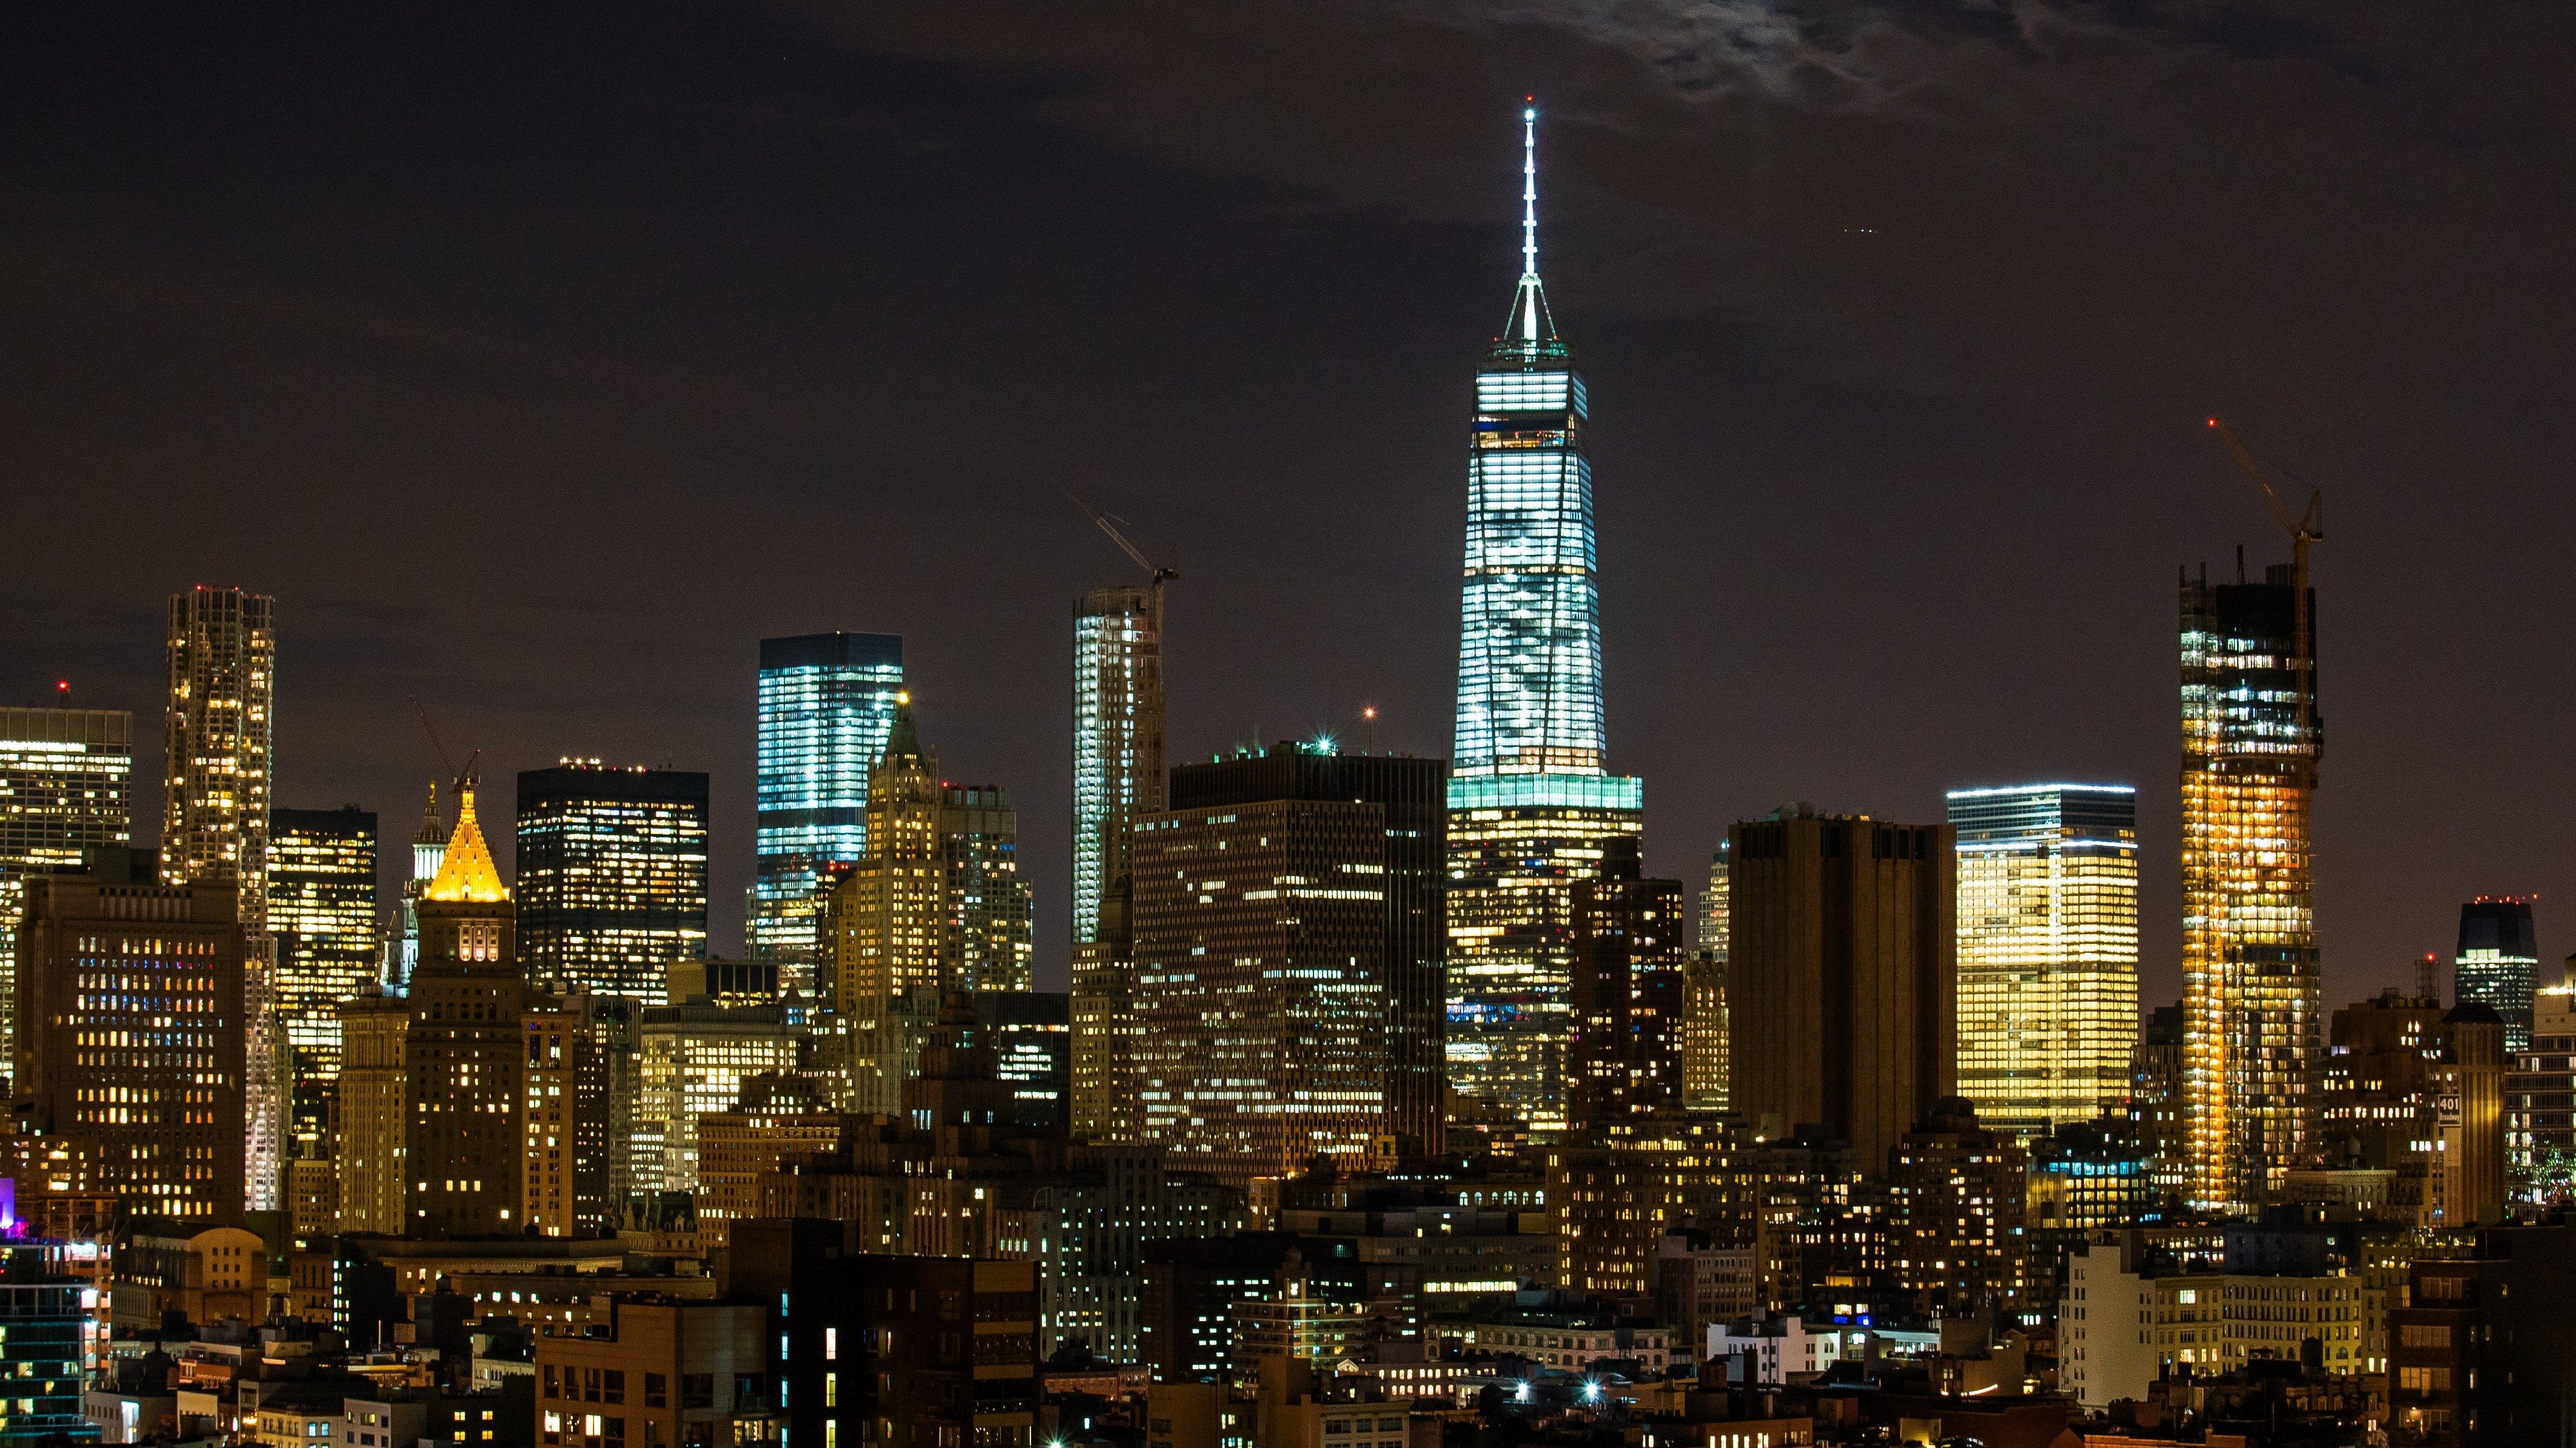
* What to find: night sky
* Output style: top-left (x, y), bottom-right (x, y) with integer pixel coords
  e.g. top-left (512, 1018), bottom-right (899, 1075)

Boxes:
top-left (6, 2), bottom-right (2571, 1002)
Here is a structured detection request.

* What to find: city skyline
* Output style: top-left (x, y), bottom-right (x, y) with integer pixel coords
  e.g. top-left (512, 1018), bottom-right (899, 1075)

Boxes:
top-left (6, 9), bottom-right (2575, 1439)
top-left (6, 7), bottom-right (2571, 1012)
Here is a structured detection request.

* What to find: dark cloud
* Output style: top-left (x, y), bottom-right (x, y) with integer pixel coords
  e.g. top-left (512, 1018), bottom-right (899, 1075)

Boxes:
top-left (3, 0), bottom-right (2569, 1001)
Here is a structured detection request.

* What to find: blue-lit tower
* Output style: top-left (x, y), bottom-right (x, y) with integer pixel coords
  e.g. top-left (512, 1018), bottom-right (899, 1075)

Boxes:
top-left (753, 632), bottom-right (904, 990)
top-left (1444, 107), bottom-right (1644, 1142)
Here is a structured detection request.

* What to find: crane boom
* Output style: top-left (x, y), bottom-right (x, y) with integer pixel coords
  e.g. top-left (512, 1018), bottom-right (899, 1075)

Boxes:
top-left (1069, 493), bottom-right (1178, 585)
top-left (2206, 418), bottom-right (2321, 541)
top-left (2203, 417), bottom-right (2323, 780)
top-left (414, 697), bottom-right (457, 781)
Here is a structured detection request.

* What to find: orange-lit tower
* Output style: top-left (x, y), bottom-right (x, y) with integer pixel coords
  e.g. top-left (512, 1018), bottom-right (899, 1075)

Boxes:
top-left (2179, 547), bottom-right (2323, 1209)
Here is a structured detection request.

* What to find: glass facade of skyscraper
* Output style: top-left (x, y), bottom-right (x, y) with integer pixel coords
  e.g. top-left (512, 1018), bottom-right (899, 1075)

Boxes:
top-left (1444, 110), bottom-right (1642, 1139)
top-left (753, 632), bottom-right (902, 988)
top-left (0, 706), bottom-right (132, 1076)
top-left (1072, 585), bottom-right (1163, 948)
top-left (2179, 566), bottom-right (2321, 1211)
top-left (516, 761), bottom-right (710, 1002)
top-left (267, 806), bottom-right (378, 1160)
top-left (2456, 895), bottom-right (2540, 1054)
top-left (1950, 784), bottom-right (2140, 1138)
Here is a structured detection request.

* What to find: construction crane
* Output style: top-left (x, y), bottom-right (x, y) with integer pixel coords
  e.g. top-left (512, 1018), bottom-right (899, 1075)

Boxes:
top-left (1069, 493), bottom-right (1177, 590)
top-left (411, 697), bottom-right (481, 800)
top-left (2206, 415), bottom-right (2324, 774)
top-left (2205, 416), bottom-right (2322, 647)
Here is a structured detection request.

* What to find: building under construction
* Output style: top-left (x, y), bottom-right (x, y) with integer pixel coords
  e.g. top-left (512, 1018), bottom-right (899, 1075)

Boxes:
top-left (2181, 424), bottom-right (2325, 1211)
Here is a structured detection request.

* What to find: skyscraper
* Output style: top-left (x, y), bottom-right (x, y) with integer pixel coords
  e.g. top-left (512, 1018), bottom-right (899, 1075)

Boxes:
top-left (1445, 107), bottom-right (1643, 1141)
top-left (15, 850), bottom-right (246, 1223)
top-left (0, 706), bottom-right (132, 1077)
top-left (1948, 784), bottom-right (2140, 1137)
top-left (163, 584), bottom-right (279, 1212)
top-left (1132, 745), bottom-right (1448, 1181)
top-left (828, 700), bottom-right (1033, 1110)
top-left (2179, 559), bottom-right (2322, 1210)
top-left (754, 632), bottom-right (903, 988)
top-left (267, 806), bottom-right (378, 1162)
top-left (1070, 585), bottom-right (1165, 1145)
top-left (1683, 841), bottom-right (1730, 1113)
top-left (1728, 807), bottom-right (1957, 1172)
top-left (1073, 584), bottom-right (1166, 950)
top-left (2456, 896), bottom-right (2540, 1054)
top-left (405, 782), bottom-right (536, 1237)
top-left (515, 760), bottom-right (710, 1002)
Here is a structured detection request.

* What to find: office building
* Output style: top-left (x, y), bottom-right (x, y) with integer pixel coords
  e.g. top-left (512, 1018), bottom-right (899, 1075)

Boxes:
top-left (2179, 558), bottom-right (2323, 1211)
top-left (0, 706), bottom-right (132, 1077)
top-left (753, 631), bottom-right (903, 988)
top-left (1948, 784), bottom-right (2140, 1136)
top-left (1445, 111), bottom-right (1643, 1141)
top-left (334, 985), bottom-right (409, 1234)
top-left (515, 760), bottom-right (709, 1002)
top-left (14, 851), bottom-right (245, 1222)
top-left (2508, 970), bottom-right (2575, 1198)
top-left (635, 1001), bottom-right (806, 1193)
top-left (1132, 745), bottom-right (1447, 1181)
top-left (1728, 807), bottom-right (1957, 1172)
top-left (267, 806), bottom-right (377, 1161)
top-left (1564, 847), bottom-right (1687, 1130)
top-left (383, 782), bottom-right (446, 991)
top-left (405, 782), bottom-right (538, 1237)
top-left (2455, 895), bottom-right (2539, 1054)
top-left (164, 584), bottom-right (279, 1211)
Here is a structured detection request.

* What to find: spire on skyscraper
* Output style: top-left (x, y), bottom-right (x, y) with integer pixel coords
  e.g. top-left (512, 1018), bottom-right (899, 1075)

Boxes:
top-left (1500, 101), bottom-right (1558, 355)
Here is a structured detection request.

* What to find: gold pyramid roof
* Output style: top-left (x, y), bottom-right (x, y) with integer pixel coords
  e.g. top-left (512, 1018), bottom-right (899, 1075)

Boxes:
top-left (423, 783), bottom-right (509, 903)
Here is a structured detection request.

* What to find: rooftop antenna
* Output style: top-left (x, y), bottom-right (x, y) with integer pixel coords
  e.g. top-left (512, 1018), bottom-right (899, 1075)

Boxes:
top-left (1521, 100), bottom-right (1539, 283)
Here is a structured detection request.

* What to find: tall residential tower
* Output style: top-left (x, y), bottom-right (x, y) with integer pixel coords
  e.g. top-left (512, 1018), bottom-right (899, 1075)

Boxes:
top-left (753, 632), bottom-right (903, 988)
top-left (1069, 584), bottom-right (1165, 1143)
top-left (2180, 559), bottom-right (2322, 1210)
top-left (1949, 784), bottom-right (2140, 1136)
top-left (164, 585), bottom-right (281, 1212)
top-left (1444, 107), bottom-right (1642, 1139)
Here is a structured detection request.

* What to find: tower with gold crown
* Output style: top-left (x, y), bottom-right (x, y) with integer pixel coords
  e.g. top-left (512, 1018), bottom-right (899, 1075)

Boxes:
top-left (402, 776), bottom-right (541, 1237)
